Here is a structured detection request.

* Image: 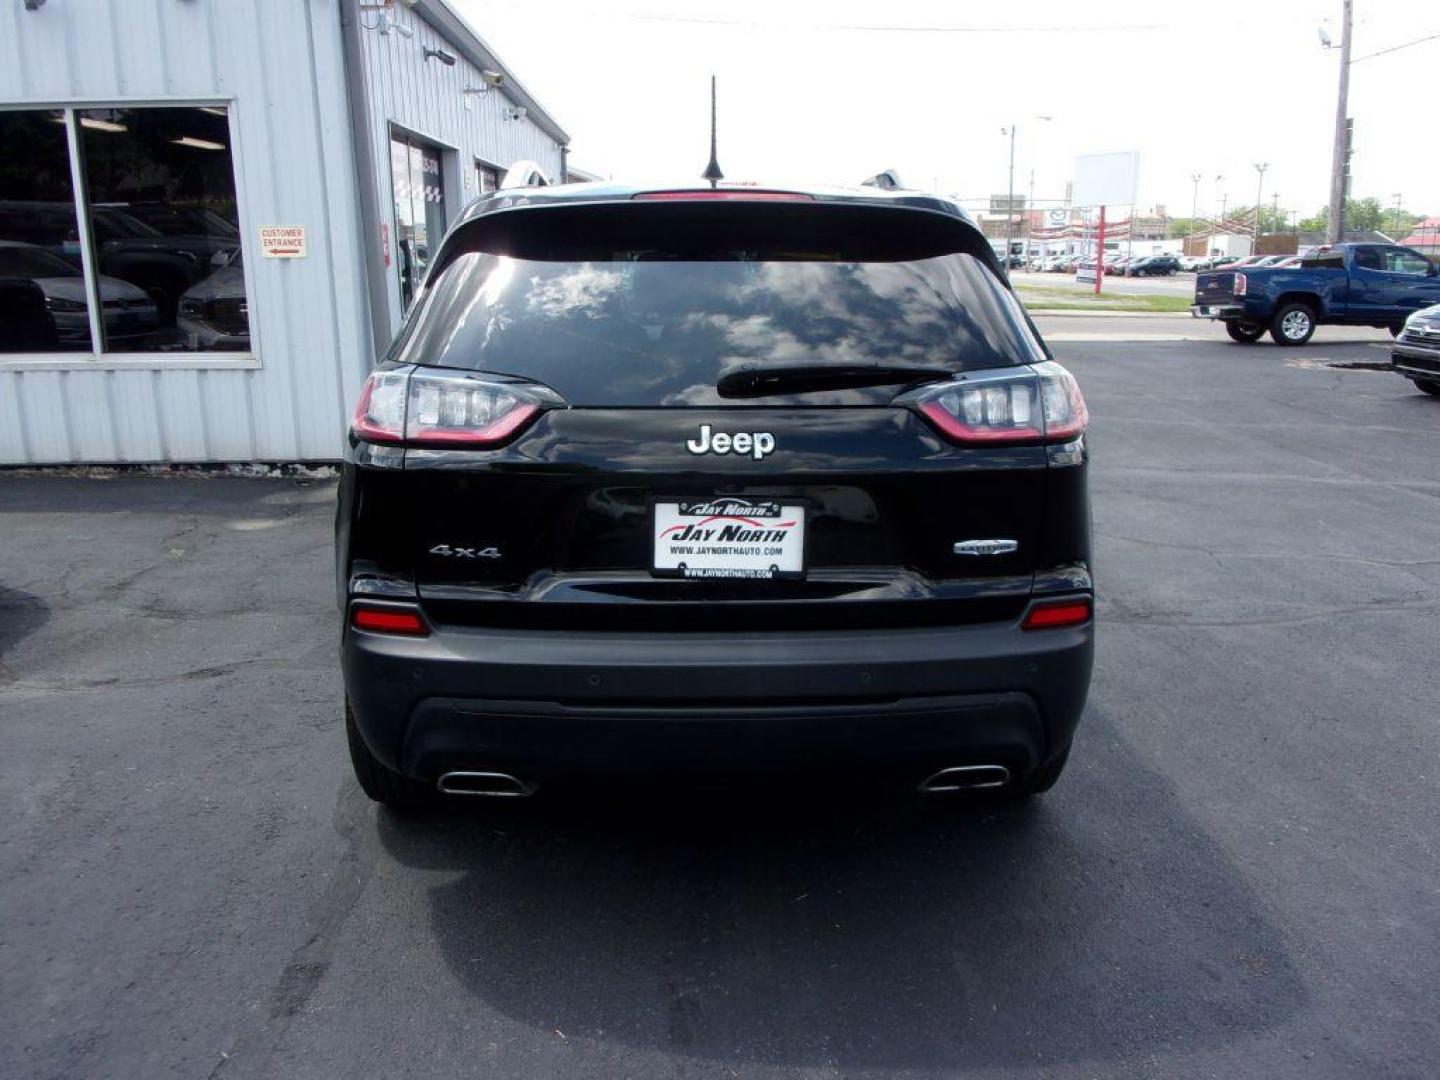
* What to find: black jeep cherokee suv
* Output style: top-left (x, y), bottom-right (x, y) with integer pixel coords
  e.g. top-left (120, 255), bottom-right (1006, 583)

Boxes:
top-left (337, 183), bottom-right (1093, 805)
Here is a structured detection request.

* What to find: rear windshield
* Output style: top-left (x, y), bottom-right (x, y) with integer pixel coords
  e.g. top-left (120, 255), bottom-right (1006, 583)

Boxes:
top-left (390, 205), bottom-right (1045, 407)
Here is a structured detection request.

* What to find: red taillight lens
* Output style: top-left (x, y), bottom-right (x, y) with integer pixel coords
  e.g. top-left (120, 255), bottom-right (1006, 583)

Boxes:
top-left (631, 190), bottom-right (814, 202)
top-left (350, 369), bottom-right (554, 450)
top-left (351, 370), bottom-right (408, 444)
top-left (910, 362), bottom-right (1088, 446)
top-left (1022, 598), bottom-right (1092, 631)
top-left (351, 605), bottom-right (429, 636)
top-left (1233, 272), bottom-right (1247, 297)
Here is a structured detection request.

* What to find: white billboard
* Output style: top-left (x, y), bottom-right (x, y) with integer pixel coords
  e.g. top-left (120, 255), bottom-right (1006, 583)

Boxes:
top-left (1072, 152), bottom-right (1140, 208)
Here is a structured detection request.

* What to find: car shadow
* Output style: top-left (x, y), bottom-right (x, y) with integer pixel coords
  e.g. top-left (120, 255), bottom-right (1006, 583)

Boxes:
top-left (0, 584), bottom-right (49, 666)
top-left (373, 708), bottom-right (1305, 1071)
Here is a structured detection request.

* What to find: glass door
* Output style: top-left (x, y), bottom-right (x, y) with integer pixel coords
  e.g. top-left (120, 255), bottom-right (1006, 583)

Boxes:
top-left (389, 130), bottom-right (447, 310)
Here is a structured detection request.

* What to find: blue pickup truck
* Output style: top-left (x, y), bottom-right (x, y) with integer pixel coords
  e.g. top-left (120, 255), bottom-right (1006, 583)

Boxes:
top-left (1192, 243), bottom-right (1440, 345)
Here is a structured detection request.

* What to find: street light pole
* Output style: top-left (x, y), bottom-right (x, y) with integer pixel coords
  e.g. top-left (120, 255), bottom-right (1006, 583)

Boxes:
top-left (1325, 0), bottom-right (1353, 244)
top-left (1001, 116), bottom-right (1051, 268)
top-left (1253, 162), bottom-right (1269, 244)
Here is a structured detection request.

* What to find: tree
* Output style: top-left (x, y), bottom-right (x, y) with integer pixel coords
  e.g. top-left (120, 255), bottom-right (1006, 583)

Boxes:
top-left (1347, 197), bottom-right (1384, 232)
top-left (1296, 197), bottom-right (1428, 237)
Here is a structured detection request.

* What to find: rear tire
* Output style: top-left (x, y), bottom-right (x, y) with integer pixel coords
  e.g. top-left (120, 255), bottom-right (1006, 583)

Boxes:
top-left (346, 702), bottom-right (436, 808)
top-left (1411, 378), bottom-right (1440, 397)
top-left (1225, 320), bottom-right (1266, 343)
top-left (1011, 745), bottom-right (1071, 798)
top-left (1270, 303), bottom-right (1316, 346)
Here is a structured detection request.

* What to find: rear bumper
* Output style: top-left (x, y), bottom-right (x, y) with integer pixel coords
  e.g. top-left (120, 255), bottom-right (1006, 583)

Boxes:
top-left (1191, 303), bottom-right (1248, 319)
top-left (343, 606), bottom-right (1094, 784)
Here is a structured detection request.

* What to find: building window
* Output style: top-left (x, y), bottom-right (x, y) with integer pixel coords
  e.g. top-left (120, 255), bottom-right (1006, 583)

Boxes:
top-left (389, 129), bottom-right (447, 310)
top-left (476, 161), bottom-right (504, 194)
top-left (0, 105), bottom-right (247, 357)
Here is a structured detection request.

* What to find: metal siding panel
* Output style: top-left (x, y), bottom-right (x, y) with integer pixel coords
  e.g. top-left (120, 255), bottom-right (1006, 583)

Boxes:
top-left (0, 372), bottom-right (30, 464)
top-left (14, 373), bottom-right (74, 463)
top-left (154, 369), bottom-right (209, 461)
top-left (199, 372), bottom-right (256, 460)
top-left (159, 0), bottom-right (218, 95)
top-left (58, 370), bottom-right (119, 461)
top-left (107, 372), bottom-right (165, 462)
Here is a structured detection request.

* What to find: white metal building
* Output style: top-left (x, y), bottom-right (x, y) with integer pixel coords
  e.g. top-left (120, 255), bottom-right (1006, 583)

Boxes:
top-left (0, 0), bottom-right (569, 465)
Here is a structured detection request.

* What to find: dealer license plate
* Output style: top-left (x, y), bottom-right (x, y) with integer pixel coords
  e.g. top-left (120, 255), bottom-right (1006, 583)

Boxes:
top-left (652, 498), bottom-right (806, 580)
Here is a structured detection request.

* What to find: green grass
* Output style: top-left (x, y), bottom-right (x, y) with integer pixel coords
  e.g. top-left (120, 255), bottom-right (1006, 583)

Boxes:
top-left (1015, 285), bottom-right (1192, 314)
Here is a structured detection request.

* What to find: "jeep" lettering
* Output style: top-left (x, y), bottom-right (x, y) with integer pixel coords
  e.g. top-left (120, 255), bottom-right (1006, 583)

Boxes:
top-left (685, 424), bottom-right (776, 460)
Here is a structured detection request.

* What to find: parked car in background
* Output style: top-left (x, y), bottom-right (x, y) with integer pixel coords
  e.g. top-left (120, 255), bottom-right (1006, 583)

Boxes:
top-left (1391, 303), bottom-right (1440, 396)
top-left (1193, 243), bottom-right (1440, 344)
top-left (0, 239), bottom-right (158, 348)
top-left (1127, 255), bottom-right (1180, 277)
top-left (1178, 254), bottom-right (1208, 272)
top-left (176, 254), bottom-right (249, 351)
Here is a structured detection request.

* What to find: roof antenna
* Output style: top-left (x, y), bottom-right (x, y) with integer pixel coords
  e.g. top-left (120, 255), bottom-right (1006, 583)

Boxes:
top-left (702, 75), bottom-right (723, 187)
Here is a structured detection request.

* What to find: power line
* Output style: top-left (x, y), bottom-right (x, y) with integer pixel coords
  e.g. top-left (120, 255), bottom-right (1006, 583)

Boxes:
top-left (1351, 31), bottom-right (1440, 63)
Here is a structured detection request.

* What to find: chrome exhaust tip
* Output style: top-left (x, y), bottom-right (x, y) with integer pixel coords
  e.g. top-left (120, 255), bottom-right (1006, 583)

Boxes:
top-left (918, 764), bottom-right (1011, 794)
top-left (436, 770), bottom-right (537, 798)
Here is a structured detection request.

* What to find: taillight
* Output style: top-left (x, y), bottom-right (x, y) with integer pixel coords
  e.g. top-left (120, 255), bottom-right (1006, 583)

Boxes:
top-left (350, 368), bottom-right (557, 450)
top-left (907, 362), bottom-right (1088, 446)
top-left (350, 370), bottom-right (408, 444)
top-left (351, 605), bottom-right (429, 636)
top-left (1233, 272), bottom-right (1247, 297)
top-left (1022, 597), bottom-right (1092, 630)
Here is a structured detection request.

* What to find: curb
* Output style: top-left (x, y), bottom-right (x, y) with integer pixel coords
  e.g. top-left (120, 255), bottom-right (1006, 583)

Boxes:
top-left (1027, 310), bottom-right (1192, 319)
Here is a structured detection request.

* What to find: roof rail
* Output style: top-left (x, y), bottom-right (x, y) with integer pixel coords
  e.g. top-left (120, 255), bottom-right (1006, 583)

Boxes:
top-left (860, 170), bottom-right (905, 191)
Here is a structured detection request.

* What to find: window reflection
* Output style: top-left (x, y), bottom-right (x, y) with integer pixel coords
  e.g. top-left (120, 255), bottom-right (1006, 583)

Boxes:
top-left (77, 106), bottom-right (248, 352)
top-left (396, 253), bottom-right (1040, 407)
top-left (0, 110), bottom-right (95, 352)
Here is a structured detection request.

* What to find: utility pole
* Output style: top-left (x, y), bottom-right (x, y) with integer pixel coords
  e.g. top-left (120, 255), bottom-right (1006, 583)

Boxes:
top-left (1189, 172), bottom-right (1201, 254)
top-left (1002, 125), bottom-right (1017, 265)
top-left (1211, 174), bottom-right (1224, 254)
top-left (1326, 0), bottom-right (1352, 244)
top-left (1391, 193), bottom-right (1403, 238)
top-left (1027, 168), bottom-right (1036, 259)
top-left (1253, 162), bottom-right (1269, 243)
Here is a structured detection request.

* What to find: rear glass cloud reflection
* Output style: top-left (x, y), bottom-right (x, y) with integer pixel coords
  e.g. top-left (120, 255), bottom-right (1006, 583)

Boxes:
top-left (392, 252), bottom-right (1042, 407)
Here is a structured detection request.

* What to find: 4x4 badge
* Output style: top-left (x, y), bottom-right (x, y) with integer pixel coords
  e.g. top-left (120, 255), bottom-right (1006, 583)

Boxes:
top-left (429, 544), bottom-right (502, 559)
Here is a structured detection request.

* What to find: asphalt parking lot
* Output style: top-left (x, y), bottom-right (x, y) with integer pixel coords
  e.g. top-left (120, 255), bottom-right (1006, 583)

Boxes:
top-left (2, 318), bottom-right (1438, 1079)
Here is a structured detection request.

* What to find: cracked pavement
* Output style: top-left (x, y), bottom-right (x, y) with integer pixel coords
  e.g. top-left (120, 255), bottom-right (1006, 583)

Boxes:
top-left (1, 317), bottom-right (1438, 1079)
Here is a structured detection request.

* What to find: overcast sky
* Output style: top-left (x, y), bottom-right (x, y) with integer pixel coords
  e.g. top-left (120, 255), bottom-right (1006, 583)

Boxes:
top-left (456, 0), bottom-right (1437, 220)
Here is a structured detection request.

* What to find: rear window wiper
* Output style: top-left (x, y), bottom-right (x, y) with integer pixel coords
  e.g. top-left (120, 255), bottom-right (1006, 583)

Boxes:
top-left (716, 363), bottom-right (957, 398)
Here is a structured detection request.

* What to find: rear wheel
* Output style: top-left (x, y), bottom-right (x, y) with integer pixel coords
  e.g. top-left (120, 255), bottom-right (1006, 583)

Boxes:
top-left (1225, 320), bottom-right (1266, 343)
top-left (1270, 303), bottom-right (1316, 346)
top-left (1411, 378), bottom-right (1440, 397)
top-left (346, 702), bottom-right (436, 808)
top-left (1013, 744), bottom-right (1071, 797)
